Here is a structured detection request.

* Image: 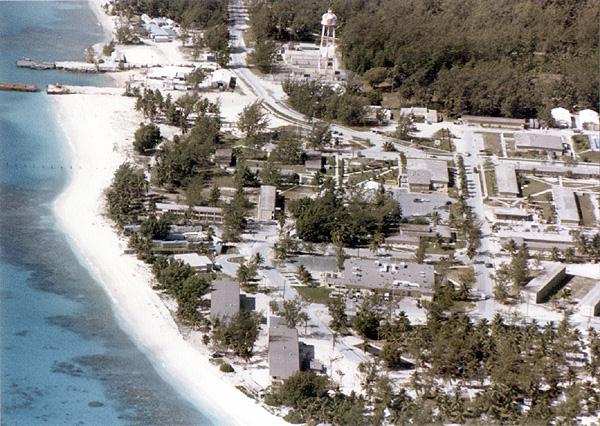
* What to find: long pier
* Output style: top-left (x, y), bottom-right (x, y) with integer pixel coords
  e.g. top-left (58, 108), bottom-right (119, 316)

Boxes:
top-left (16, 57), bottom-right (134, 73)
top-left (0, 82), bottom-right (39, 92)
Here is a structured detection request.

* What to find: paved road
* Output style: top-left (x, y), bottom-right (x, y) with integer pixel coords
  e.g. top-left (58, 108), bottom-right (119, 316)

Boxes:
top-left (459, 130), bottom-right (497, 319)
top-left (227, 0), bottom-right (436, 161)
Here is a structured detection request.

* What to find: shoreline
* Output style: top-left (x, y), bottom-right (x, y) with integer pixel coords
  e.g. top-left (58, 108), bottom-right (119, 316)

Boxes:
top-left (51, 3), bottom-right (286, 424)
top-left (51, 93), bottom-right (285, 425)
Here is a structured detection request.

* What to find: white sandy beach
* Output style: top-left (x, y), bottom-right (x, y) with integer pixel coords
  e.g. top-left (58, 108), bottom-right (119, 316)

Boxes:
top-left (50, 3), bottom-right (287, 423)
top-left (51, 94), bottom-right (286, 425)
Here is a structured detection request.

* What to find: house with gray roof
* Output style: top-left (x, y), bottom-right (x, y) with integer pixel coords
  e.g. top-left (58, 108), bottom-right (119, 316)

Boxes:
top-left (210, 279), bottom-right (240, 321)
top-left (268, 317), bottom-right (300, 382)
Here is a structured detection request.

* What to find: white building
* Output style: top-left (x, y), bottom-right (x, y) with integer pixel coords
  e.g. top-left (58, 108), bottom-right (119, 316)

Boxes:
top-left (399, 107), bottom-right (438, 123)
top-left (575, 109), bottom-right (599, 131)
top-left (550, 107), bottom-right (572, 128)
top-left (494, 163), bottom-right (519, 197)
top-left (173, 253), bottom-right (214, 273)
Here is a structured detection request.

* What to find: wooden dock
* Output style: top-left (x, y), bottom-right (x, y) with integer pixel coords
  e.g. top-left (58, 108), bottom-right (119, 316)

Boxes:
top-left (0, 82), bottom-right (39, 93)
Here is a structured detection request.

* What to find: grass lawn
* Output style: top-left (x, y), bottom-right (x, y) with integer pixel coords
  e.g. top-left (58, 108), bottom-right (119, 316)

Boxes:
top-left (484, 170), bottom-right (497, 197)
top-left (479, 132), bottom-right (503, 156)
top-left (572, 135), bottom-right (591, 152)
top-left (576, 193), bottom-right (597, 226)
top-left (580, 151), bottom-right (600, 163)
top-left (568, 276), bottom-right (598, 300)
top-left (293, 286), bottom-right (333, 304)
top-left (522, 178), bottom-right (551, 197)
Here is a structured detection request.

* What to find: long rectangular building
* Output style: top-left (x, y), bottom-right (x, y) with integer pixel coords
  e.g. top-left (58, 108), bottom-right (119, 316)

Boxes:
top-left (552, 187), bottom-right (580, 225)
top-left (324, 259), bottom-right (435, 296)
top-left (580, 284), bottom-right (600, 317)
top-left (514, 133), bottom-right (564, 152)
top-left (268, 317), bottom-right (300, 382)
top-left (494, 163), bottom-right (519, 197)
top-left (524, 263), bottom-right (568, 303)
top-left (257, 185), bottom-right (277, 221)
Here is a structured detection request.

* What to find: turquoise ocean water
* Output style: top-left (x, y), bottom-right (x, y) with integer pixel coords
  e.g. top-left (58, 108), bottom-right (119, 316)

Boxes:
top-left (0, 2), bottom-right (213, 424)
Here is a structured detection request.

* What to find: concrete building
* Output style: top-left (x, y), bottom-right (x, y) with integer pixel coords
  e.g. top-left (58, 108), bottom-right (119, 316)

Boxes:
top-left (399, 107), bottom-right (438, 123)
top-left (494, 163), bottom-right (520, 197)
top-left (385, 224), bottom-right (454, 247)
top-left (257, 185), bottom-right (277, 221)
top-left (580, 284), bottom-right (600, 317)
top-left (551, 107), bottom-right (572, 128)
top-left (324, 259), bottom-right (435, 296)
top-left (552, 186), bottom-right (580, 225)
top-left (268, 317), bottom-right (300, 381)
top-left (461, 115), bottom-right (526, 129)
top-left (406, 158), bottom-right (449, 192)
top-left (514, 133), bottom-right (564, 152)
top-left (494, 208), bottom-right (531, 221)
top-left (524, 263), bottom-right (568, 303)
top-left (210, 279), bottom-right (240, 321)
top-left (145, 22), bottom-right (176, 42)
top-left (304, 151), bottom-right (323, 172)
top-left (173, 253), bottom-right (214, 273)
top-left (407, 169), bottom-right (432, 192)
top-left (575, 109), bottom-right (599, 131)
top-left (210, 69), bottom-right (235, 90)
top-left (154, 203), bottom-right (223, 224)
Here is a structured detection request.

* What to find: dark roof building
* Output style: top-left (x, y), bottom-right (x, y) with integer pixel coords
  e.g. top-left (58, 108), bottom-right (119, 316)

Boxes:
top-left (210, 279), bottom-right (240, 321)
top-left (268, 317), bottom-right (300, 381)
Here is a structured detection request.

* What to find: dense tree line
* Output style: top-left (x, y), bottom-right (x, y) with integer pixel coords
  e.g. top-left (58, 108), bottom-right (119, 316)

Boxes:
top-left (288, 180), bottom-right (401, 246)
top-left (152, 256), bottom-right (210, 325)
top-left (282, 79), bottom-right (368, 126)
top-left (105, 163), bottom-right (147, 226)
top-left (272, 291), bottom-right (600, 424)
top-left (251, 0), bottom-right (599, 118)
top-left (113, 0), bottom-right (228, 28)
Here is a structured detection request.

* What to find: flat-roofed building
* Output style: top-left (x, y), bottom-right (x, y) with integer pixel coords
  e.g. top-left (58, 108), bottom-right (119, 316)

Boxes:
top-left (494, 208), bottom-right (531, 221)
top-left (551, 107), bottom-right (572, 128)
top-left (406, 158), bottom-right (449, 192)
top-left (580, 284), bottom-right (600, 317)
top-left (552, 186), bottom-right (580, 225)
top-left (268, 317), bottom-right (300, 382)
top-left (385, 224), bottom-right (454, 247)
top-left (495, 163), bottom-right (520, 197)
top-left (514, 133), bottom-right (564, 152)
top-left (461, 115), bottom-right (526, 129)
top-left (173, 253), bottom-right (214, 273)
top-left (324, 259), bottom-right (435, 296)
top-left (524, 263), bottom-right (568, 303)
top-left (257, 185), bottom-right (277, 221)
top-left (154, 203), bottom-right (223, 224)
top-left (210, 279), bottom-right (240, 321)
top-left (407, 169), bottom-right (432, 192)
top-left (399, 107), bottom-right (438, 123)
top-left (575, 109), bottom-right (599, 131)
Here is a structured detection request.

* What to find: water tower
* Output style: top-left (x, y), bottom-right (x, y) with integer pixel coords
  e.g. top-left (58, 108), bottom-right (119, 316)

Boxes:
top-left (319, 9), bottom-right (337, 72)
